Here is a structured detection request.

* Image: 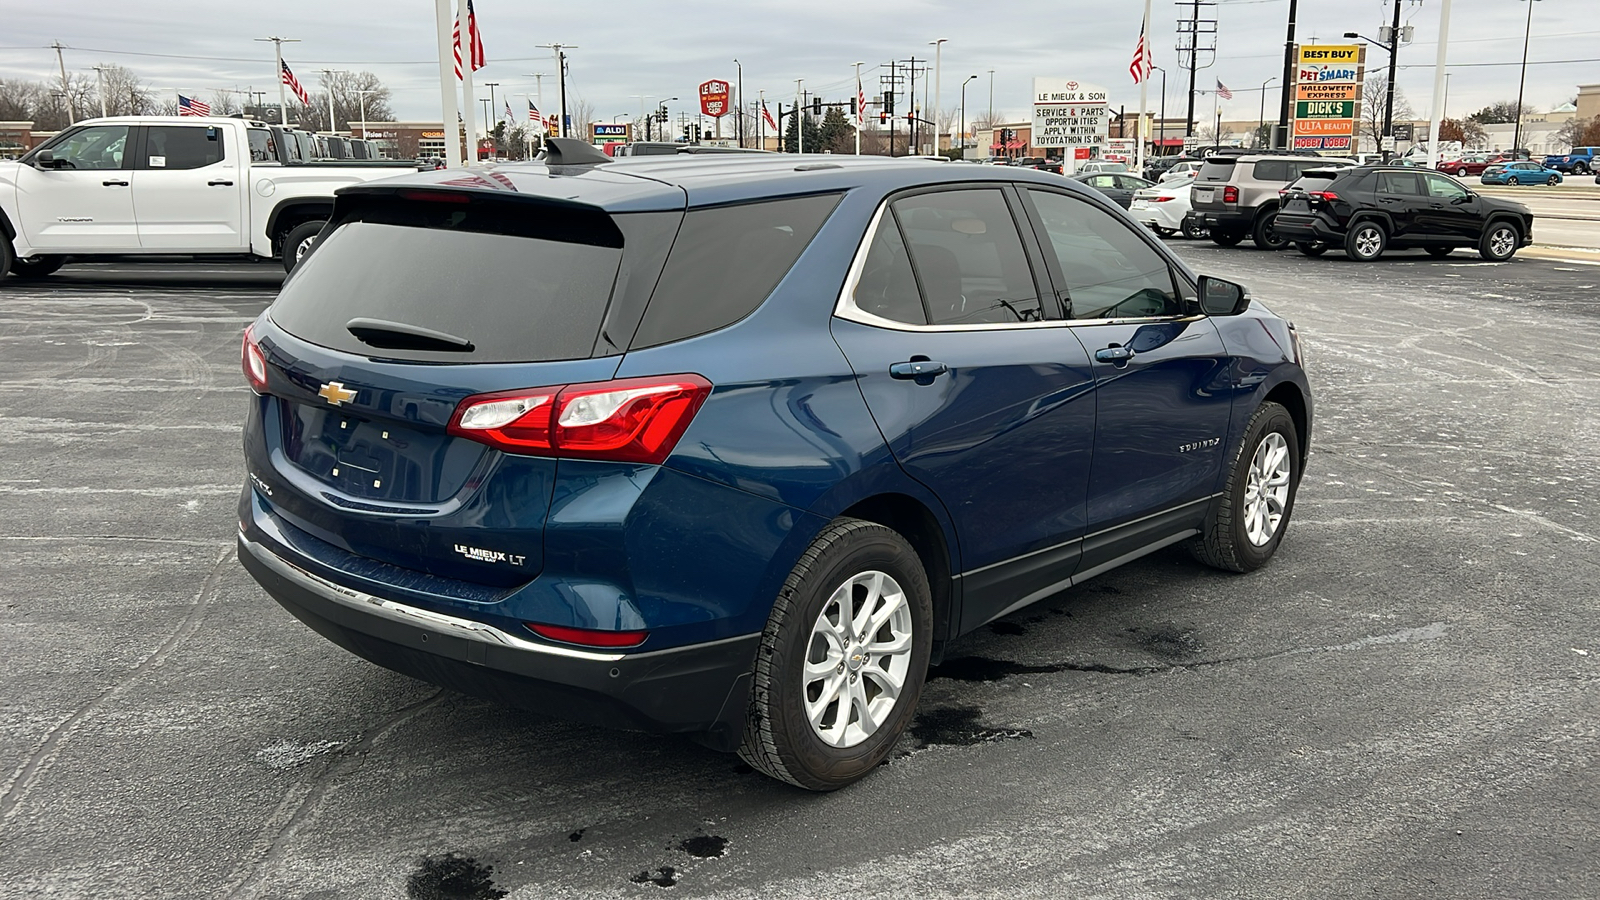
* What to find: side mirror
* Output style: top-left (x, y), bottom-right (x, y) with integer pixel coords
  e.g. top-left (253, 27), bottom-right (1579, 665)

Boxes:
top-left (1452, 192), bottom-right (1474, 204)
top-left (34, 150), bottom-right (56, 168)
top-left (1198, 276), bottom-right (1251, 317)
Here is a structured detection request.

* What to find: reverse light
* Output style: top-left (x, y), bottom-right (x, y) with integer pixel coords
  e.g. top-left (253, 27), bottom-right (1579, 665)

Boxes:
top-left (1222, 185), bottom-right (1239, 203)
top-left (448, 374), bottom-right (712, 464)
top-left (242, 325), bottom-right (268, 393)
top-left (526, 623), bottom-right (649, 648)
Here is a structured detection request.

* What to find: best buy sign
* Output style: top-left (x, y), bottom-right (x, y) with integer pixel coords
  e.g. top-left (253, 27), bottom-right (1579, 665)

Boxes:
top-left (1296, 100), bottom-right (1355, 118)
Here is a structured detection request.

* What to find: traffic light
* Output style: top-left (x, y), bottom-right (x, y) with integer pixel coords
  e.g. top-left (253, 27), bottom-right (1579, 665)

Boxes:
top-left (682, 125), bottom-right (690, 141)
top-left (883, 91), bottom-right (894, 115)
top-left (813, 97), bottom-right (822, 117)
top-left (879, 112), bottom-right (887, 123)
top-left (656, 109), bottom-right (667, 123)
top-left (849, 97), bottom-right (857, 116)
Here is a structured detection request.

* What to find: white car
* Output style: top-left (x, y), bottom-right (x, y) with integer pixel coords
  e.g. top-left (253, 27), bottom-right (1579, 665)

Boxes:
top-left (1158, 160), bottom-right (1204, 183)
top-left (1130, 176), bottom-right (1207, 239)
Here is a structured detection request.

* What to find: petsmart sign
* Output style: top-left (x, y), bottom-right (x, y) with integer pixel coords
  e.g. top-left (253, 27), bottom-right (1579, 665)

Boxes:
top-left (1291, 44), bottom-right (1364, 150)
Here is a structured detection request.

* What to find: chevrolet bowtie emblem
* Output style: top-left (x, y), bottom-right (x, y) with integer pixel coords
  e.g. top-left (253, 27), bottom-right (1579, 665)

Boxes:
top-left (317, 381), bottom-right (358, 406)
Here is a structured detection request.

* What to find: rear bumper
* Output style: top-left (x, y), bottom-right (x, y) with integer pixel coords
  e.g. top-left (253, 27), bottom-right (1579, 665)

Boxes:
top-left (1271, 213), bottom-right (1339, 243)
top-left (239, 531), bottom-right (759, 749)
top-left (1197, 209), bottom-right (1253, 231)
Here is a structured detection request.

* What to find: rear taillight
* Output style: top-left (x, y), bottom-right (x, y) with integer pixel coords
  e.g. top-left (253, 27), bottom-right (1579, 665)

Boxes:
top-left (242, 325), bottom-right (268, 394)
top-left (1153, 196), bottom-right (1174, 202)
top-left (526, 623), bottom-right (648, 648)
top-left (448, 374), bottom-right (713, 464)
top-left (1309, 191), bottom-right (1340, 202)
top-left (1222, 185), bottom-right (1239, 203)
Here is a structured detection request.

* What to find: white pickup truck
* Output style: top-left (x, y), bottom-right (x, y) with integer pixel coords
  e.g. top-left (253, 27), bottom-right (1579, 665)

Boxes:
top-left (0, 115), bottom-right (419, 280)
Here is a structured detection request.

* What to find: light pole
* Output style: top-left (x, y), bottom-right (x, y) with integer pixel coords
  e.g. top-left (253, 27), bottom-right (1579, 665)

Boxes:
top-left (90, 65), bottom-right (109, 117)
top-left (930, 39), bottom-right (947, 155)
top-left (1346, 0), bottom-right (1402, 160)
top-left (254, 36), bottom-right (300, 126)
top-left (1512, 0), bottom-right (1540, 152)
top-left (353, 88), bottom-right (374, 143)
top-left (988, 68), bottom-right (995, 123)
top-left (320, 69), bottom-right (342, 132)
top-left (484, 81), bottom-right (500, 131)
top-left (1154, 65), bottom-right (1167, 158)
top-left (959, 74), bottom-right (976, 160)
top-left (1257, 76), bottom-right (1277, 149)
top-left (733, 58), bottom-right (743, 148)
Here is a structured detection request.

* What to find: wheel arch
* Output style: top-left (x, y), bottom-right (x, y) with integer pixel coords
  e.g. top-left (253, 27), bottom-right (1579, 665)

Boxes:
top-left (1346, 210), bottom-right (1393, 235)
top-left (265, 199), bottom-right (334, 255)
top-left (1262, 382), bottom-right (1311, 470)
top-left (0, 206), bottom-right (15, 244)
top-left (1482, 212), bottom-right (1524, 239)
top-left (839, 492), bottom-right (957, 661)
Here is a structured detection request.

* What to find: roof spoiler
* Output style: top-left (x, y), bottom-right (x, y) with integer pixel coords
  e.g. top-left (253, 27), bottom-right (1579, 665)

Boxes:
top-left (539, 137), bottom-right (611, 166)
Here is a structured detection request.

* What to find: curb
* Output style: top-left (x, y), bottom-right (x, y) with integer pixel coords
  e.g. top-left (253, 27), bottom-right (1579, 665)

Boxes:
top-left (1522, 246), bottom-right (1600, 265)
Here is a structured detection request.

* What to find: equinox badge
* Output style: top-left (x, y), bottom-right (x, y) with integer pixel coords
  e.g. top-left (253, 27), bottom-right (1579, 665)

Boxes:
top-left (317, 382), bottom-right (357, 406)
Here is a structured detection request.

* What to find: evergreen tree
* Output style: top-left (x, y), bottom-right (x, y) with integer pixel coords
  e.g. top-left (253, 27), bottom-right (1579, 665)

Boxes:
top-left (783, 110), bottom-right (825, 153)
top-left (820, 106), bottom-right (855, 153)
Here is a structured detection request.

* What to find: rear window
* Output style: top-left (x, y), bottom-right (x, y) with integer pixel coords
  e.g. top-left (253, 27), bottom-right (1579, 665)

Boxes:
top-left (1251, 160), bottom-right (1293, 182)
top-left (1286, 170), bottom-right (1340, 191)
top-left (1197, 159), bottom-right (1237, 182)
top-left (270, 199), bottom-right (635, 364)
top-left (629, 194), bottom-right (841, 349)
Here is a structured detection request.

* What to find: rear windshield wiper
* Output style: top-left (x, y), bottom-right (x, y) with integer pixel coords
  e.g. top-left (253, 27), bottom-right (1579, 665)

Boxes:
top-left (346, 318), bottom-right (475, 352)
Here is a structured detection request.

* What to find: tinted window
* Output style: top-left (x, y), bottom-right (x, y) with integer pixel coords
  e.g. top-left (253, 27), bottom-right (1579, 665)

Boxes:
top-left (893, 189), bottom-right (1042, 326)
top-left (144, 126), bottom-right (224, 169)
top-left (1286, 171), bottom-right (1339, 191)
top-left (1197, 159), bottom-right (1237, 182)
top-left (1252, 160), bottom-right (1291, 182)
top-left (1424, 174), bottom-right (1469, 200)
top-left (1116, 175), bottom-right (1152, 190)
top-left (39, 125), bottom-right (127, 169)
top-left (1026, 189), bottom-right (1181, 320)
top-left (272, 219), bottom-right (621, 364)
top-left (248, 128), bottom-right (278, 163)
top-left (631, 194), bottom-right (841, 348)
top-left (1377, 171), bottom-right (1424, 195)
top-left (851, 211), bottom-right (926, 325)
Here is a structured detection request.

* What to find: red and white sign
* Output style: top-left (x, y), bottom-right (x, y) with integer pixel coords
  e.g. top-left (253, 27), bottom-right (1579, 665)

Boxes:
top-left (699, 80), bottom-right (731, 118)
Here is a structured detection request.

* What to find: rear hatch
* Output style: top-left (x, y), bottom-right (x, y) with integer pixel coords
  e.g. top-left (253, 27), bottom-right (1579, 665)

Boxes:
top-left (246, 180), bottom-right (685, 588)
top-left (1279, 169), bottom-right (1342, 216)
top-left (1189, 158), bottom-right (1237, 211)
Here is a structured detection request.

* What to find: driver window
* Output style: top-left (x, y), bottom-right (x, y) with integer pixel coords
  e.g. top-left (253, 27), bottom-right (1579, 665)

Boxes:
top-left (39, 125), bottom-right (129, 170)
top-left (889, 188), bottom-right (1043, 326)
top-left (1025, 189), bottom-right (1182, 319)
top-left (1424, 175), bottom-right (1469, 200)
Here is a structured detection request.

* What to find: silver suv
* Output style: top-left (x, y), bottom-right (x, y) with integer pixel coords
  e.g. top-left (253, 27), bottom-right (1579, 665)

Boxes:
top-left (1191, 154), bottom-right (1355, 249)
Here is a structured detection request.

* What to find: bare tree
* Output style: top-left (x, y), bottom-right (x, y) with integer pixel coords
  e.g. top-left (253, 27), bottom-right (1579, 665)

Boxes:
top-left (311, 71), bottom-right (395, 132)
top-left (1360, 74), bottom-right (1415, 149)
top-left (91, 64), bottom-right (155, 116)
top-left (208, 90), bottom-right (241, 116)
top-left (567, 95), bottom-right (596, 138)
top-left (0, 79), bottom-right (47, 122)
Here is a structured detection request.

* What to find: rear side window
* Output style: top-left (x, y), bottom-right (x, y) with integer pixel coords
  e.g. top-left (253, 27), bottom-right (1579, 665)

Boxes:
top-left (145, 126), bottom-right (224, 169)
top-left (248, 128), bottom-right (278, 163)
top-left (1377, 171), bottom-right (1424, 195)
top-left (271, 198), bottom-right (628, 363)
top-left (1026, 189), bottom-right (1181, 320)
top-left (1251, 160), bottom-right (1293, 182)
top-left (630, 194), bottom-right (841, 349)
top-left (1197, 159), bottom-right (1237, 182)
top-left (851, 211), bottom-right (927, 325)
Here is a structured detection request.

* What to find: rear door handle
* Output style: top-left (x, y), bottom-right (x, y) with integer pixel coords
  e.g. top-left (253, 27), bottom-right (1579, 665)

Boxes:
top-left (208, 179), bottom-right (234, 186)
top-left (889, 360), bottom-right (948, 380)
top-left (102, 179), bottom-right (129, 186)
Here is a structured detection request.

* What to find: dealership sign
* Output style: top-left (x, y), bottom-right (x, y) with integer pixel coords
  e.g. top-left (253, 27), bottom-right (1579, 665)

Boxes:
top-left (1291, 44), bottom-right (1364, 150)
top-left (1032, 78), bottom-right (1108, 149)
top-left (699, 80), bottom-right (731, 118)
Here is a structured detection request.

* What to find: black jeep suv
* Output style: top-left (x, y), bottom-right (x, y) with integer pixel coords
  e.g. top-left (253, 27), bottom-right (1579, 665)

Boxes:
top-left (1274, 165), bottom-right (1534, 262)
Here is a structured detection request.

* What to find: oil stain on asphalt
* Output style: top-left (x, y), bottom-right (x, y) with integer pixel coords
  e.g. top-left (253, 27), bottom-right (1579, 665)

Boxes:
top-left (406, 852), bottom-right (507, 900)
top-left (678, 835), bottom-right (729, 858)
top-left (631, 866), bottom-right (679, 888)
top-left (910, 706), bottom-right (1033, 746)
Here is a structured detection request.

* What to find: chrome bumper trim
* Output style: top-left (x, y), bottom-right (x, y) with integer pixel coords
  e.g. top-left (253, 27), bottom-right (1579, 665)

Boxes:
top-left (239, 530), bottom-right (627, 663)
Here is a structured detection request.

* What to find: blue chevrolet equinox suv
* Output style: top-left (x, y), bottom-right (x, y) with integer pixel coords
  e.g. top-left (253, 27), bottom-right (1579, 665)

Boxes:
top-left (239, 139), bottom-right (1312, 790)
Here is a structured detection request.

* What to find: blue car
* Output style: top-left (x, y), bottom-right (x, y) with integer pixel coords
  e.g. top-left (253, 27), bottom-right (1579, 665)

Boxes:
top-left (239, 139), bottom-right (1312, 790)
top-left (1480, 161), bottom-right (1563, 185)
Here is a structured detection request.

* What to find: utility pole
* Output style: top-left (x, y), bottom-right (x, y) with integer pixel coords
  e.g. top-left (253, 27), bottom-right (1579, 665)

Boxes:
top-left (795, 78), bottom-right (803, 153)
top-left (1275, 0), bottom-right (1298, 149)
top-left (51, 41), bottom-right (74, 124)
top-left (903, 56), bottom-right (921, 155)
top-left (733, 59), bottom-right (743, 148)
top-left (1512, 0), bottom-right (1540, 152)
top-left (930, 39), bottom-right (946, 155)
top-left (255, 36), bottom-right (300, 127)
top-left (1382, 0), bottom-right (1402, 159)
top-left (485, 81), bottom-right (500, 133)
top-left (538, 44), bottom-right (577, 138)
top-left (91, 64), bottom-right (109, 117)
top-left (1177, 0), bottom-right (1216, 138)
top-left (758, 90), bottom-right (764, 149)
top-left (884, 60), bottom-right (903, 157)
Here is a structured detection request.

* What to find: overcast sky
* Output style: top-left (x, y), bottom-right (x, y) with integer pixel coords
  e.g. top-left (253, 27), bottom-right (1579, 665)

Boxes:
top-left (3, 1), bottom-right (1596, 129)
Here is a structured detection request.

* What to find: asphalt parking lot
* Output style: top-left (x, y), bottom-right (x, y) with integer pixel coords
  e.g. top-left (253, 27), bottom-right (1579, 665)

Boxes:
top-left (2, 247), bottom-right (1596, 899)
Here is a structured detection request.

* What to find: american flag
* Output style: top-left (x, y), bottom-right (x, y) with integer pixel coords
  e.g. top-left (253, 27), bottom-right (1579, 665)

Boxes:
top-left (761, 101), bottom-right (777, 131)
top-left (1216, 79), bottom-right (1233, 100)
top-left (857, 76), bottom-right (868, 126)
top-left (504, 100), bottom-right (514, 127)
top-left (281, 60), bottom-right (309, 105)
top-left (528, 100), bottom-right (540, 122)
top-left (1130, 23), bottom-right (1153, 84)
top-left (452, 0), bottom-right (486, 80)
top-left (178, 94), bottom-right (210, 116)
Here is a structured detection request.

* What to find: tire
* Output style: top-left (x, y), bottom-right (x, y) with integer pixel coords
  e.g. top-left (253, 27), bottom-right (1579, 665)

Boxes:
top-left (1479, 220), bottom-right (1520, 262)
top-left (1574, 163), bottom-right (1590, 176)
top-left (1425, 246), bottom-right (1455, 258)
top-left (1507, 176), bottom-right (1519, 186)
top-left (1252, 211), bottom-right (1289, 250)
top-left (1295, 242), bottom-right (1327, 257)
top-left (1210, 229), bottom-right (1244, 248)
top-left (0, 238), bottom-right (13, 280)
top-left (1455, 168), bottom-right (1468, 177)
top-left (1547, 175), bottom-right (1559, 186)
top-left (282, 220), bottom-right (327, 273)
top-left (1189, 401), bottom-right (1300, 573)
top-left (738, 518), bottom-right (934, 791)
top-left (1344, 220), bottom-right (1387, 261)
top-left (1181, 218), bottom-right (1209, 240)
top-left (1153, 227), bottom-right (1176, 238)
top-left (8, 255), bottom-right (66, 279)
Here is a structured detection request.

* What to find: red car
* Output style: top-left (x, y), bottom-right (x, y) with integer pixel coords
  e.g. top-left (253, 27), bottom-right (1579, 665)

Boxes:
top-left (1438, 152), bottom-right (1527, 177)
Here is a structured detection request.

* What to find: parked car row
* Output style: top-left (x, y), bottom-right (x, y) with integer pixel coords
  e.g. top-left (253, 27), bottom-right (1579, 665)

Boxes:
top-left (1162, 152), bottom-right (1534, 263)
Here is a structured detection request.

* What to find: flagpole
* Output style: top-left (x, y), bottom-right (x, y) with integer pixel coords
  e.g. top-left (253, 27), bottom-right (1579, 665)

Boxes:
top-left (758, 90), bottom-right (765, 149)
top-left (460, 1), bottom-right (478, 164)
top-left (255, 36), bottom-right (299, 127)
top-left (855, 62), bottom-right (863, 156)
top-left (1137, 0), bottom-right (1151, 170)
top-left (433, 0), bottom-right (462, 167)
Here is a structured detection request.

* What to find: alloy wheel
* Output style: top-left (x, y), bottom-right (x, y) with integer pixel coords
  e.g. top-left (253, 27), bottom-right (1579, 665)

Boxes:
top-left (802, 570), bottom-right (914, 749)
top-left (1488, 226), bottom-right (1517, 259)
top-left (1353, 226), bottom-right (1383, 260)
top-left (295, 235), bottom-right (317, 261)
top-left (1243, 432), bottom-right (1291, 546)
